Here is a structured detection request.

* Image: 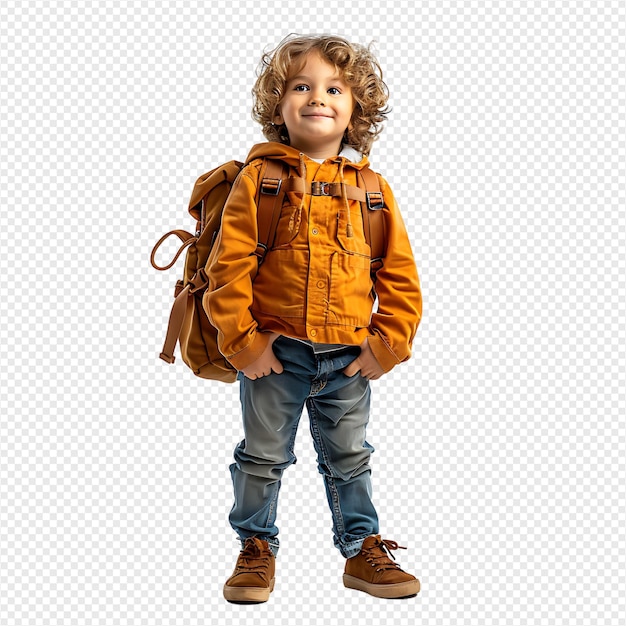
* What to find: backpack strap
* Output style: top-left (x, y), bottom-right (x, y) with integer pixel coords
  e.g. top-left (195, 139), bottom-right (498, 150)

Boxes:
top-left (357, 167), bottom-right (386, 276)
top-left (254, 159), bottom-right (289, 262)
top-left (150, 229), bottom-right (196, 271)
top-left (157, 281), bottom-right (189, 363)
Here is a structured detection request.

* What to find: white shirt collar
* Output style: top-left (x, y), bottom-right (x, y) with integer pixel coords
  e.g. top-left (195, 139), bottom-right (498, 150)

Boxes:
top-left (309, 145), bottom-right (363, 163)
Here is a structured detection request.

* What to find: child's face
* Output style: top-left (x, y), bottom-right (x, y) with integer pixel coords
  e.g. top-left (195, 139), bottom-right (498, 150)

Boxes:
top-left (274, 52), bottom-right (355, 159)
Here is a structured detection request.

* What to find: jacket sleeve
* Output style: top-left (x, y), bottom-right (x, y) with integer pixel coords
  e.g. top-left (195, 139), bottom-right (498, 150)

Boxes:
top-left (367, 175), bottom-right (423, 372)
top-left (202, 167), bottom-right (271, 370)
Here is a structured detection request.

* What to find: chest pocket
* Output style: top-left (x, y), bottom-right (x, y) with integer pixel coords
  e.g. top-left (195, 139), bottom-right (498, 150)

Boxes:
top-left (327, 250), bottom-right (375, 328)
top-left (270, 191), bottom-right (306, 248)
top-left (335, 205), bottom-right (371, 257)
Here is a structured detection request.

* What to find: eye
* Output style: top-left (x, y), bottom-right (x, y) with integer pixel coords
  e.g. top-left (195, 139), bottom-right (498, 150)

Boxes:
top-left (328, 87), bottom-right (342, 95)
top-left (293, 84), bottom-right (310, 92)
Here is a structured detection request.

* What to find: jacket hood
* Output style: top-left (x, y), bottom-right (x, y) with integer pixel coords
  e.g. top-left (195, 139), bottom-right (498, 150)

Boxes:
top-left (244, 141), bottom-right (370, 171)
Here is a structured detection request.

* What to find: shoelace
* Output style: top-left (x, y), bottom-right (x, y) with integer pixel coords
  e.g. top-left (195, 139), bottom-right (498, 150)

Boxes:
top-left (363, 538), bottom-right (408, 572)
top-left (235, 539), bottom-right (272, 579)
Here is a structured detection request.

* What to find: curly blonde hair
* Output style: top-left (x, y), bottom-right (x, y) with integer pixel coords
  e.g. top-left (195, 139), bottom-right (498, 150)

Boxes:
top-left (252, 34), bottom-right (390, 155)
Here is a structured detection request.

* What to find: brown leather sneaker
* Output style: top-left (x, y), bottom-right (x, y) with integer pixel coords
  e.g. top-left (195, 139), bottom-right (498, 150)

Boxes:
top-left (223, 537), bottom-right (276, 604)
top-left (343, 535), bottom-right (420, 599)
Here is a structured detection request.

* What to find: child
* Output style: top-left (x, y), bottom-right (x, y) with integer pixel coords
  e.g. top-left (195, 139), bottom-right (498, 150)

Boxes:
top-left (204, 34), bottom-right (422, 603)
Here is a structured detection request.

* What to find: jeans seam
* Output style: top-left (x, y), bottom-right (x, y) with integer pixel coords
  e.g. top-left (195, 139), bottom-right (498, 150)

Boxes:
top-left (308, 403), bottom-right (346, 539)
top-left (263, 416), bottom-right (300, 530)
top-left (264, 481), bottom-right (279, 531)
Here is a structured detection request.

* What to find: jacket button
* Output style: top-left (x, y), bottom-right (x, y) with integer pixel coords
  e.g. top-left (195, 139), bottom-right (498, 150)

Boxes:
top-left (311, 228), bottom-right (319, 235)
top-left (310, 329), bottom-right (318, 337)
top-left (316, 280), bottom-right (325, 288)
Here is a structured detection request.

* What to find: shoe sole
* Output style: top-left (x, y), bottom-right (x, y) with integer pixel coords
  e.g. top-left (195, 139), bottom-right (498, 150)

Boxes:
top-left (223, 577), bottom-right (275, 604)
top-left (343, 574), bottom-right (420, 599)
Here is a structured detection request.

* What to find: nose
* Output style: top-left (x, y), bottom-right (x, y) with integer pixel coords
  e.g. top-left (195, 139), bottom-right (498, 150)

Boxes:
top-left (309, 90), bottom-right (326, 106)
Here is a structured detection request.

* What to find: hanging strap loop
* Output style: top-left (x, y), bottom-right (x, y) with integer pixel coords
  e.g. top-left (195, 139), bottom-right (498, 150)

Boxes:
top-left (150, 229), bottom-right (196, 271)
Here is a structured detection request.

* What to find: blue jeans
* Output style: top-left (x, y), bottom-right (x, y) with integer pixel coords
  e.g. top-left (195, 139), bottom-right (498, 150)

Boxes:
top-left (229, 336), bottom-right (380, 558)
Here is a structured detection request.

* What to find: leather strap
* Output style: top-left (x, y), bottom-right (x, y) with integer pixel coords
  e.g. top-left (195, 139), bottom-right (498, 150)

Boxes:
top-left (150, 229), bottom-right (196, 271)
top-left (255, 176), bottom-right (365, 201)
top-left (159, 282), bottom-right (190, 363)
top-left (255, 159), bottom-right (289, 261)
top-left (279, 176), bottom-right (306, 194)
top-left (158, 267), bottom-right (210, 364)
top-left (357, 167), bottom-right (386, 275)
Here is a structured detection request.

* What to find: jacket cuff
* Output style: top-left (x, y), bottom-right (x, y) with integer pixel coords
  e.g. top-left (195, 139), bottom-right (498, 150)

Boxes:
top-left (226, 332), bottom-right (270, 371)
top-left (367, 333), bottom-right (402, 373)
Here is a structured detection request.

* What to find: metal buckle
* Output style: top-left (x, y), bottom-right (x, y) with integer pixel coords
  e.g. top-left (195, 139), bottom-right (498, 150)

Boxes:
top-left (366, 191), bottom-right (384, 210)
top-left (261, 178), bottom-right (282, 196)
top-left (370, 257), bottom-right (384, 273)
top-left (253, 242), bottom-right (268, 261)
top-left (311, 181), bottom-right (331, 196)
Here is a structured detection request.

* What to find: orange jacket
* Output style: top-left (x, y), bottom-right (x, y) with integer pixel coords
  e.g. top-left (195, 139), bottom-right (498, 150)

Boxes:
top-left (203, 142), bottom-right (422, 373)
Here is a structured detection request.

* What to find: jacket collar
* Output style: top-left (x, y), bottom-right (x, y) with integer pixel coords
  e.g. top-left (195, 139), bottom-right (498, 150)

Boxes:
top-left (245, 141), bottom-right (370, 171)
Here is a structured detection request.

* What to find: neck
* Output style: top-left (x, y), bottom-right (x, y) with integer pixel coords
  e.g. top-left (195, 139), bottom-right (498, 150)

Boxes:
top-left (289, 138), bottom-right (343, 160)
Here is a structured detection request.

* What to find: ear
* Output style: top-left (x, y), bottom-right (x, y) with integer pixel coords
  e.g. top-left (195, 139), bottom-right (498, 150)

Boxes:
top-left (273, 108), bottom-right (284, 125)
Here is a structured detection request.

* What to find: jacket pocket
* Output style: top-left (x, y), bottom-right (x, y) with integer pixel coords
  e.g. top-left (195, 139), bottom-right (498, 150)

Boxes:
top-left (327, 251), bottom-right (374, 327)
top-left (271, 193), bottom-right (304, 247)
top-left (335, 207), bottom-right (371, 256)
top-left (252, 248), bottom-right (308, 320)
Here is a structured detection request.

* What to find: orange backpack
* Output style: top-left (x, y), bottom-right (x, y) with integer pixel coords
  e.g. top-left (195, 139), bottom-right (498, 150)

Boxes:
top-left (151, 158), bottom-right (385, 381)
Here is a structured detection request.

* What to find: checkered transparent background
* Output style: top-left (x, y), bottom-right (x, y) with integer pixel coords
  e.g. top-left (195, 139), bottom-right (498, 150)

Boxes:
top-left (1, 1), bottom-right (625, 625)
